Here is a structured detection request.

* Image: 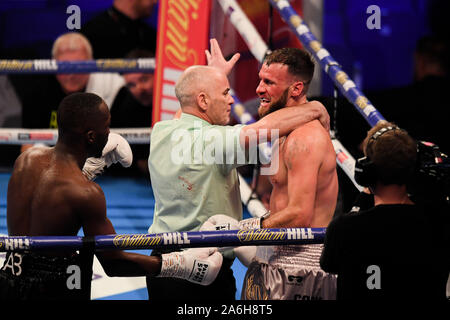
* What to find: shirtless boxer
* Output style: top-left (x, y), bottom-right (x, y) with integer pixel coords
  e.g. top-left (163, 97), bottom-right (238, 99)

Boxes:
top-left (0, 92), bottom-right (222, 300)
top-left (203, 44), bottom-right (338, 300)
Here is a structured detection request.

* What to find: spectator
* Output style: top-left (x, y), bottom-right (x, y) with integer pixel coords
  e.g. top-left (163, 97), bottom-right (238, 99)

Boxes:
top-left (19, 32), bottom-right (124, 152)
top-left (0, 75), bottom-right (22, 168)
top-left (367, 36), bottom-right (450, 155)
top-left (320, 121), bottom-right (449, 300)
top-left (109, 49), bottom-right (154, 177)
top-left (0, 76), bottom-right (21, 128)
top-left (80, 0), bottom-right (158, 59)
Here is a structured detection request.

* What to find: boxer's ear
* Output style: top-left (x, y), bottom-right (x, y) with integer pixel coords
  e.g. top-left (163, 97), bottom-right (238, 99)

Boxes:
top-left (290, 80), bottom-right (305, 97)
top-left (86, 130), bottom-right (95, 144)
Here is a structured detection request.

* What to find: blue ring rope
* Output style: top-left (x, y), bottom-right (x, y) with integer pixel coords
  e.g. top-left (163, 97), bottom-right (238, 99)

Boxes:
top-left (0, 58), bottom-right (155, 74)
top-left (0, 228), bottom-right (325, 252)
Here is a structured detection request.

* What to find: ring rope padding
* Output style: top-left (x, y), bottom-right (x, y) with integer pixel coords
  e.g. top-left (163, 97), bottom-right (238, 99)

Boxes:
top-left (0, 58), bottom-right (155, 74)
top-left (0, 228), bottom-right (326, 252)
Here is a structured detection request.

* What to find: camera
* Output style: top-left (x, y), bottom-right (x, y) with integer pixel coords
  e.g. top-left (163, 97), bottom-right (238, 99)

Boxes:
top-left (408, 141), bottom-right (450, 207)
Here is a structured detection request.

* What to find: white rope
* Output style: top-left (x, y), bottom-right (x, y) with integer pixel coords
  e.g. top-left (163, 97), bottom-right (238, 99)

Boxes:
top-left (0, 128), bottom-right (152, 145)
top-left (331, 132), bottom-right (364, 191)
top-left (238, 174), bottom-right (268, 218)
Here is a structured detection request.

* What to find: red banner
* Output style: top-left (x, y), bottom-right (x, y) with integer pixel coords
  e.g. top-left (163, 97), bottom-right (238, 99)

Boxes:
top-left (152, 0), bottom-right (212, 125)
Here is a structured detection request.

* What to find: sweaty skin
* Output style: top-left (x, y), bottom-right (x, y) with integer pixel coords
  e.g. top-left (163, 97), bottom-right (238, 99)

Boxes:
top-left (255, 60), bottom-right (338, 228)
top-left (263, 119), bottom-right (338, 228)
top-left (7, 146), bottom-right (96, 237)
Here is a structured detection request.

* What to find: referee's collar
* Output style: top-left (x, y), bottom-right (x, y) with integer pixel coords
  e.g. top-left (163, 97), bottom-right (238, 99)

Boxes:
top-left (180, 112), bottom-right (212, 126)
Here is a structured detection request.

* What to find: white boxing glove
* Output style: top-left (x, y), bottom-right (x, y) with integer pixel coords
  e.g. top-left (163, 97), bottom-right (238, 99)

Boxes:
top-left (200, 215), bottom-right (257, 267)
top-left (82, 133), bottom-right (133, 180)
top-left (233, 213), bottom-right (271, 265)
top-left (238, 211), bottom-right (271, 230)
top-left (159, 247), bottom-right (223, 286)
top-left (200, 214), bottom-right (240, 231)
top-left (238, 217), bottom-right (262, 230)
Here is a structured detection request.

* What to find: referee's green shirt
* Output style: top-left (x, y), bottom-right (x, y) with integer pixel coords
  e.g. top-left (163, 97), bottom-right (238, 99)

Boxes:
top-left (148, 113), bottom-right (247, 235)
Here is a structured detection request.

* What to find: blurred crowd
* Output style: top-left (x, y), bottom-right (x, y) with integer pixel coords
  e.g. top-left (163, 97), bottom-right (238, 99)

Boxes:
top-left (0, 0), bottom-right (158, 179)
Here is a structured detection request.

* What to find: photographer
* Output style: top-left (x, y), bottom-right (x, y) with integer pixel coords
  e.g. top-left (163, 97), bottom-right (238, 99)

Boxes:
top-left (320, 121), bottom-right (449, 300)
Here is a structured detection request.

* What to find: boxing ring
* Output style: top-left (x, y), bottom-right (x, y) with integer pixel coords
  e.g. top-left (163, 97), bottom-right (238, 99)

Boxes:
top-left (1, 0), bottom-right (448, 300)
